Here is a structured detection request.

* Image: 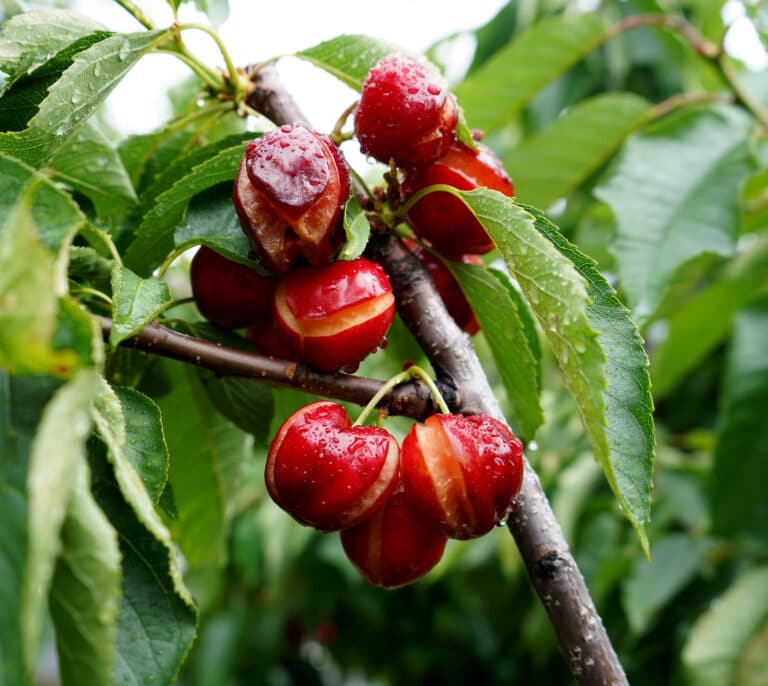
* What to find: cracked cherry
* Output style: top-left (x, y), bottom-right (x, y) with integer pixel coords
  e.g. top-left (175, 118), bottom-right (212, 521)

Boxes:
top-left (341, 481), bottom-right (447, 589)
top-left (403, 140), bottom-right (513, 257)
top-left (190, 246), bottom-right (276, 329)
top-left (265, 401), bottom-right (400, 531)
top-left (407, 241), bottom-right (481, 335)
top-left (233, 124), bottom-right (349, 274)
top-left (401, 413), bottom-right (524, 540)
top-left (354, 55), bottom-right (458, 168)
top-left (273, 257), bottom-right (395, 372)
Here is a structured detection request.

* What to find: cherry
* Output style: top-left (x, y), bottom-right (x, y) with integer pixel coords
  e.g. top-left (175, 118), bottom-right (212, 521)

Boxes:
top-left (401, 413), bottom-right (524, 540)
top-left (341, 481), bottom-right (447, 588)
top-left (407, 241), bottom-right (481, 335)
top-left (233, 124), bottom-right (349, 274)
top-left (273, 257), bottom-right (395, 372)
top-left (403, 140), bottom-right (514, 257)
top-left (189, 246), bottom-right (276, 329)
top-left (354, 55), bottom-right (458, 168)
top-left (265, 401), bottom-right (400, 531)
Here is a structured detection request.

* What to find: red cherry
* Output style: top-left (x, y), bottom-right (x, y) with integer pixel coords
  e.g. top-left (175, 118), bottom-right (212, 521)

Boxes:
top-left (401, 413), bottom-right (524, 540)
top-left (233, 124), bottom-right (349, 274)
top-left (273, 257), bottom-right (395, 372)
top-left (407, 241), bottom-right (481, 335)
top-left (189, 246), bottom-right (276, 329)
top-left (403, 141), bottom-right (513, 257)
top-left (354, 55), bottom-right (458, 168)
top-left (341, 482), bottom-right (447, 588)
top-left (265, 401), bottom-right (400, 531)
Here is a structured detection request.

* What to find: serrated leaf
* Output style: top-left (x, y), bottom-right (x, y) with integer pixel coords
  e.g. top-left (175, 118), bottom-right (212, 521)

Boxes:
top-left (339, 195), bottom-right (369, 260)
top-left (682, 566), bottom-right (768, 686)
top-left (49, 458), bottom-right (121, 686)
top-left (0, 9), bottom-right (105, 91)
top-left (505, 93), bottom-right (651, 210)
top-left (621, 534), bottom-right (710, 635)
top-left (90, 380), bottom-right (197, 686)
top-left (109, 265), bottom-right (172, 347)
top-left (0, 373), bottom-right (63, 686)
top-left (49, 120), bottom-right (138, 222)
top-left (457, 189), bottom-right (654, 546)
top-left (174, 182), bottom-right (253, 265)
top-left (651, 233), bottom-right (768, 398)
top-left (22, 369), bottom-right (101, 676)
top-left (0, 152), bottom-right (87, 253)
top-left (455, 13), bottom-right (607, 132)
top-left (0, 32), bottom-right (111, 132)
top-left (296, 34), bottom-right (409, 90)
top-left (448, 261), bottom-right (543, 440)
top-left (0, 177), bottom-right (85, 376)
top-left (113, 386), bottom-right (169, 503)
top-left (124, 139), bottom-right (250, 276)
top-left (595, 105), bottom-right (754, 324)
top-left (710, 302), bottom-right (768, 546)
top-left (0, 29), bottom-right (170, 167)
top-left (154, 360), bottom-right (250, 567)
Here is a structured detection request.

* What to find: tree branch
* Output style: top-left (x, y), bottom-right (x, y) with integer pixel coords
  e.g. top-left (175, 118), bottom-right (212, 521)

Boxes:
top-left (231, 64), bottom-right (628, 684)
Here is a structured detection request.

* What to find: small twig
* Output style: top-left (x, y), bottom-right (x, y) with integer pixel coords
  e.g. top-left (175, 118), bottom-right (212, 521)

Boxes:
top-left (113, 0), bottom-right (154, 30)
top-left (608, 13), bottom-right (722, 59)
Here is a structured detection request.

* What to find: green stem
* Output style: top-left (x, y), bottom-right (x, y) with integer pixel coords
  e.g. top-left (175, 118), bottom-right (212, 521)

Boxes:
top-left (112, 0), bottom-right (154, 30)
top-left (352, 365), bottom-right (450, 426)
top-left (158, 45), bottom-right (224, 91)
top-left (348, 166), bottom-right (376, 204)
top-left (397, 183), bottom-right (463, 219)
top-left (156, 245), bottom-right (189, 279)
top-left (157, 296), bottom-right (196, 317)
top-left (176, 23), bottom-right (245, 100)
top-left (72, 286), bottom-right (113, 306)
top-left (330, 100), bottom-right (359, 144)
top-left (717, 57), bottom-right (768, 130)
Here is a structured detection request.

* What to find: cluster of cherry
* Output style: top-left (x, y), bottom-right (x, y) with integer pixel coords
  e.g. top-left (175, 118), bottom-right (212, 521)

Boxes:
top-left (188, 54), bottom-right (523, 586)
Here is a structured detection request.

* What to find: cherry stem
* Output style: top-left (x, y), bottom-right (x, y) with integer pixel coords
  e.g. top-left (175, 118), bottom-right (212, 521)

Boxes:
top-left (330, 100), bottom-right (358, 144)
top-left (352, 365), bottom-right (450, 426)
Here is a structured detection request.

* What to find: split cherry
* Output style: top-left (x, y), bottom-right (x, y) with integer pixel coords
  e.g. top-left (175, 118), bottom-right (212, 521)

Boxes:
top-left (265, 401), bottom-right (400, 531)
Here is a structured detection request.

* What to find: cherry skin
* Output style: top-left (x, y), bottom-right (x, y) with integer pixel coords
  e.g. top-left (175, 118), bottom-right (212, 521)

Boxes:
top-left (265, 401), bottom-right (400, 531)
top-left (341, 481), bottom-right (447, 588)
top-left (233, 124), bottom-right (349, 274)
top-left (403, 140), bottom-right (514, 257)
top-left (407, 241), bottom-right (482, 335)
top-left (273, 257), bottom-right (395, 372)
top-left (401, 413), bottom-right (524, 540)
top-left (354, 54), bottom-right (458, 168)
top-left (189, 246), bottom-right (276, 329)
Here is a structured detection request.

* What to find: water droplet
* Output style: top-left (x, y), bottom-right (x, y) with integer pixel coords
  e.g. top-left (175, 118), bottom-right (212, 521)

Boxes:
top-left (118, 40), bottom-right (130, 61)
top-left (93, 64), bottom-right (102, 77)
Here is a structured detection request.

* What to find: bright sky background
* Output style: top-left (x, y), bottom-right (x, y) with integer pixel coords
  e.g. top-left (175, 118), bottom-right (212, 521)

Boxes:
top-left (70, 0), bottom-right (767, 137)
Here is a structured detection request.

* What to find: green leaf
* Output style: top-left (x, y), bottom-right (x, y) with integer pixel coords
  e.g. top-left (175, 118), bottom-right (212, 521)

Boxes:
top-left (154, 360), bottom-right (250, 568)
top-left (113, 386), bottom-right (169, 503)
top-left (595, 105), bottom-right (754, 324)
top-left (109, 265), bottom-right (172, 347)
top-left (124, 139), bottom-right (250, 276)
top-left (49, 458), bottom-right (121, 686)
top-left (448, 261), bottom-right (543, 440)
top-left (174, 182), bottom-right (253, 266)
top-left (22, 369), bottom-right (101, 676)
top-left (0, 29), bottom-right (170, 167)
top-left (0, 152), bottom-right (87, 253)
top-left (197, 370), bottom-right (274, 443)
top-left (651, 233), bottom-right (768, 398)
top-left (741, 167), bottom-right (768, 235)
top-left (621, 534), bottom-right (710, 635)
top-left (0, 9), bottom-right (105, 91)
top-left (504, 93), bottom-right (651, 210)
top-left (339, 196), bottom-right (370, 260)
top-left (0, 373), bottom-right (64, 686)
top-left (455, 13), bottom-right (607, 132)
top-left (0, 177), bottom-right (86, 376)
top-left (295, 34), bottom-right (408, 91)
top-left (49, 120), bottom-right (138, 223)
top-left (682, 566), bottom-right (768, 686)
top-left (457, 189), bottom-right (654, 547)
top-left (710, 302), bottom-right (768, 546)
top-left (90, 380), bottom-right (197, 686)
top-left (0, 32), bottom-right (111, 132)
